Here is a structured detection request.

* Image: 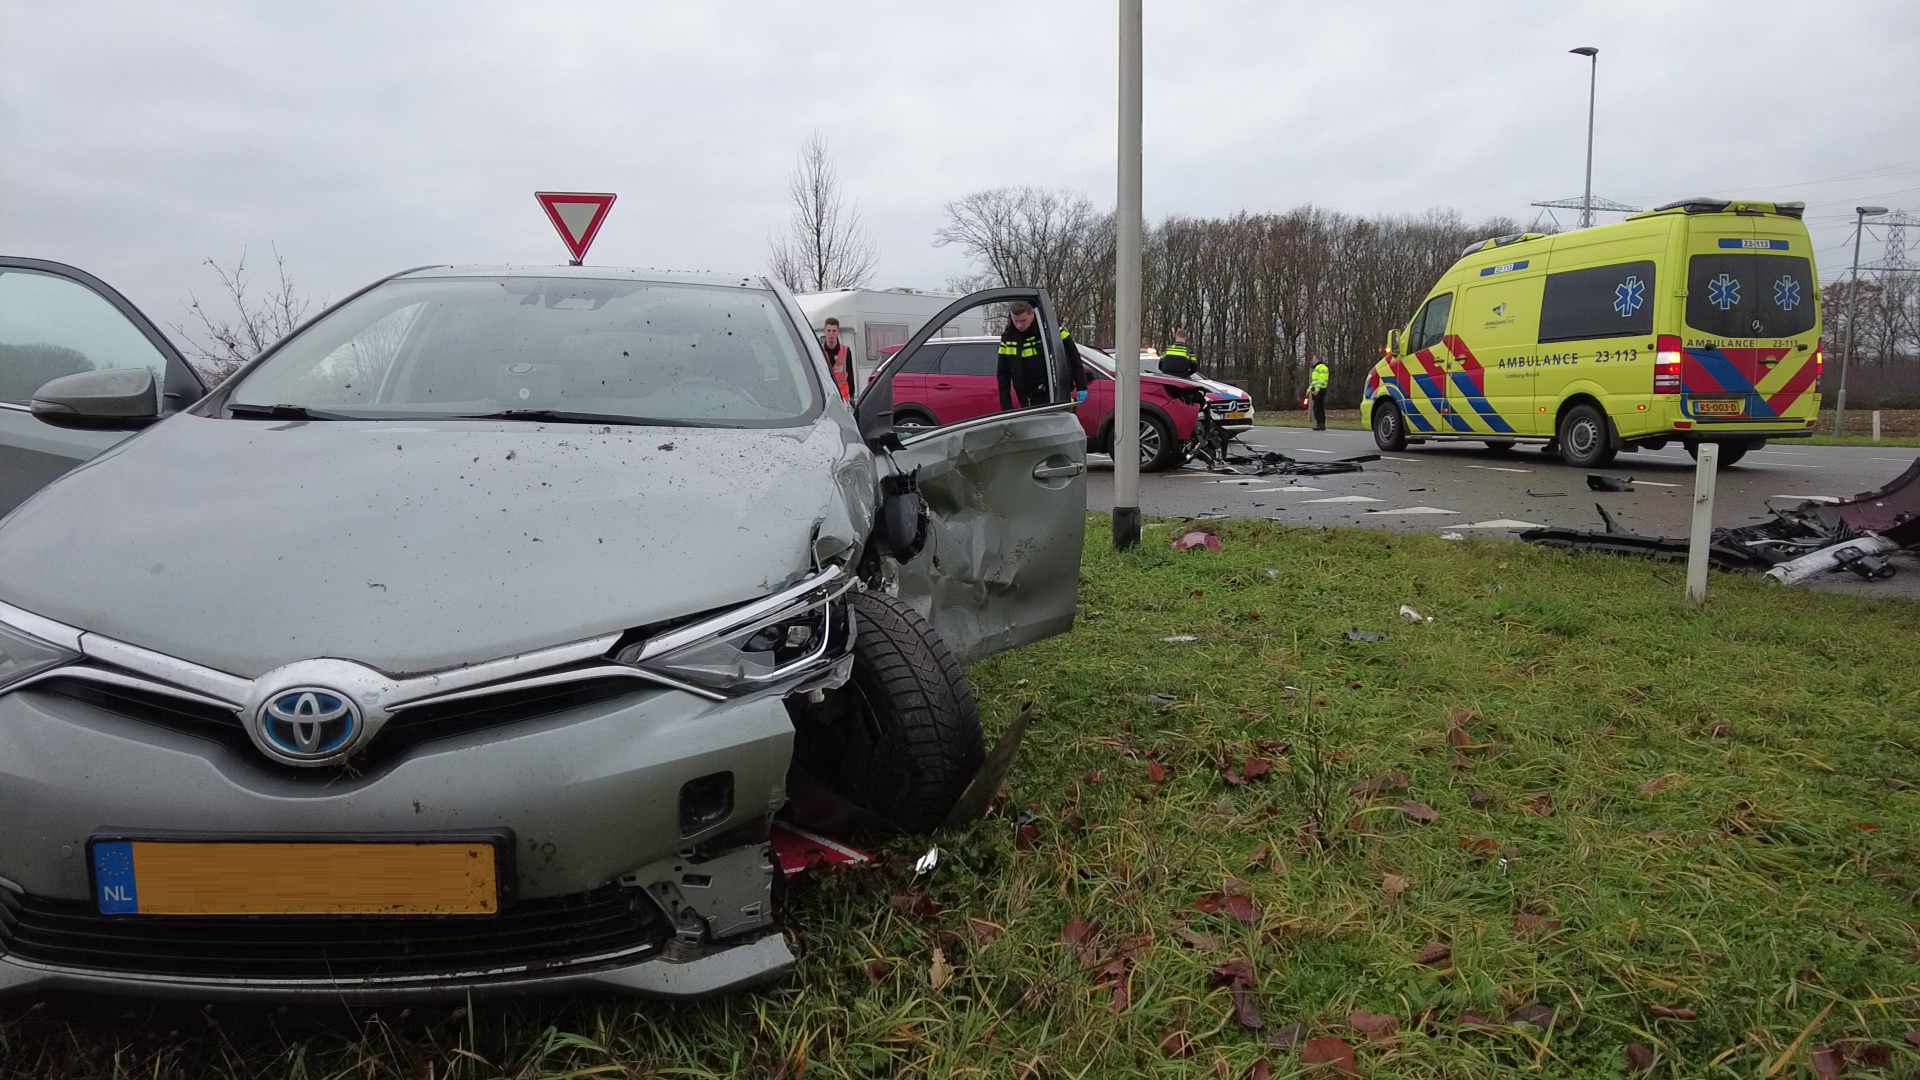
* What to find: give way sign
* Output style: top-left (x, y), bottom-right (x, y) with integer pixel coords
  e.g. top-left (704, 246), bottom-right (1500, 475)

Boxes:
top-left (535, 191), bottom-right (616, 264)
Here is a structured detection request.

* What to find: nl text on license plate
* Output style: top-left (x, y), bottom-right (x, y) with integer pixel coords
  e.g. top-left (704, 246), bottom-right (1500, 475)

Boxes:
top-left (1694, 400), bottom-right (1744, 416)
top-left (91, 839), bottom-right (500, 915)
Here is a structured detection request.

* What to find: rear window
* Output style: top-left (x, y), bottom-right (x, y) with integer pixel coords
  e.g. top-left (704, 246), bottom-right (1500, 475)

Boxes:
top-left (941, 342), bottom-right (999, 377)
top-left (1539, 261), bottom-right (1656, 343)
top-left (1685, 254), bottom-right (1816, 338)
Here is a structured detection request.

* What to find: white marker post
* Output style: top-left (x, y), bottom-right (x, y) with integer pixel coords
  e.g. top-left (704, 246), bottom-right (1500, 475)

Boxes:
top-left (1873, 410), bottom-right (1882, 443)
top-left (1686, 442), bottom-right (1718, 602)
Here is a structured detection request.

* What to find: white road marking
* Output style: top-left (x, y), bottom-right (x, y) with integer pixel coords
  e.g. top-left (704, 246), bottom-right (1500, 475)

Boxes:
top-left (1366, 506), bottom-right (1460, 515)
top-left (1207, 479), bottom-right (1267, 485)
top-left (1871, 457), bottom-right (1913, 463)
top-left (1748, 449), bottom-right (1809, 457)
top-left (1628, 479), bottom-right (1681, 487)
top-left (1459, 519), bottom-right (1546, 529)
top-left (1771, 494), bottom-right (1840, 503)
top-left (1763, 462), bottom-right (1824, 469)
top-left (1463, 465), bottom-right (1532, 473)
top-left (1304, 495), bottom-right (1383, 504)
top-left (1246, 486), bottom-right (1325, 493)
top-left (1290, 447), bottom-right (1338, 455)
top-left (1380, 456), bottom-right (1420, 462)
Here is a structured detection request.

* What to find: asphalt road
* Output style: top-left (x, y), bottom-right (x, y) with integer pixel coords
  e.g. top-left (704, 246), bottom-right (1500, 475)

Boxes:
top-left (1084, 427), bottom-right (1920, 599)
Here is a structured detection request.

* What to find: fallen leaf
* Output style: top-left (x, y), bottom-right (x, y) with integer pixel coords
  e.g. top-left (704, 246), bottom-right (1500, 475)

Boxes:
top-left (1448, 708), bottom-right (1476, 724)
top-left (1514, 913), bottom-right (1562, 937)
top-left (1230, 982), bottom-right (1264, 1029)
top-left (1243, 757), bottom-right (1273, 780)
top-left (1402, 800), bottom-right (1439, 823)
top-left (1448, 756), bottom-right (1473, 769)
top-left (1195, 892), bottom-right (1225, 915)
top-left (1211, 957), bottom-right (1256, 984)
top-left (968, 918), bottom-right (1002, 944)
top-left (1530, 793), bottom-right (1556, 818)
top-left (1268, 1021), bottom-right (1307, 1050)
top-left (1624, 1043), bottom-right (1655, 1072)
top-left (1448, 726), bottom-right (1472, 749)
top-left (1417, 940), bottom-right (1452, 966)
top-left (1855, 1043), bottom-right (1891, 1067)
top-left (929, 948), bottom-right (953, 992)
top-left (1382, 873), bottom-right (1408, 895)
top-left (1709, 720), bottom-right (1730, 737)
top-left (1638, 775), bottom-right (1675, 794)
top-left (1649, 1004), bottom-right (1696, 1020)
top-left (1083, 769), bottom-right (1104, 784)
top-left (1349, 1010), bottom-right (1399, 1042)
top-left (866, 959), bottom-right (893, 982)
top-left (1190, 589), bottom-right (1206, 599)
top-left (1907, 1032), bottom-right (1920, 1049)
top-left (1148, 761), bottom-right (1170, 784)
top-left (1060, 918), bottom-right (1095, 946)
top-left (1159, 1024), bottom-right (1195, 1058)
top-left (1351, 769), bottom-right (1411, 797)
top-left (1461, 836), bottom-right (1500, 852)
top-left (1175, 926), bottom-right (1222, 950)
top-left (1255, 738), bottom-right (1290, 755)
top-left (1811, 1045), bottom-right (1843, 1079)
top-left (1224, 876), bottom-right (1253, 896)
top-left (1300, 1037), bottom-right (1358, 1076)
top-left (1247, 844), bottom-right (1271, 865)
top-left (1456, 1011), bottom-right (1496, 1030)
top-left (1856, 822), bottom-right (1880, 831)
top-left (1243, 1060), bottom-right (1275, 1080)
top-left (1226, 893), bottom-right (1261, 924)
top-left (890, 892), bottom-right (943, 918)
top-left (1507, 1004), bottom-right (1557, 1030)
top-left (1015, 823), bottom-right (1041, 848)
top-left (1218, 766), bottom-right (1247, 787)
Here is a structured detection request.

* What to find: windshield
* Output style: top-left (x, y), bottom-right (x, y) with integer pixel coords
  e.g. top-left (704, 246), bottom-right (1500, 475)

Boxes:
top-left (226, 276), bottom-right (819, 425)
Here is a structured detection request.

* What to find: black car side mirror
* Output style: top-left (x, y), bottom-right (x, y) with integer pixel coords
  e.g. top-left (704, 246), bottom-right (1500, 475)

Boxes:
top-left (30, 367), bottom-right (160, 430)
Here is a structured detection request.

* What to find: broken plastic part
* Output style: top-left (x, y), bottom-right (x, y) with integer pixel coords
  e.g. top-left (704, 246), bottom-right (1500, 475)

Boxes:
top-left (1345, 628), bottom-right (1387, 642)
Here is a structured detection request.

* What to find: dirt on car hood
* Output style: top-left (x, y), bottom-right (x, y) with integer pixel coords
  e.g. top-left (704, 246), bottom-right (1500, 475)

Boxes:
top-left (0, 413), bottom-right (873, 678)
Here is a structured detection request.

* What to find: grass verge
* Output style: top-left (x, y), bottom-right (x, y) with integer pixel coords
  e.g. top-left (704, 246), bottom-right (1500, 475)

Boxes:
top-left (5, 520), bottom-right (1919, 1078)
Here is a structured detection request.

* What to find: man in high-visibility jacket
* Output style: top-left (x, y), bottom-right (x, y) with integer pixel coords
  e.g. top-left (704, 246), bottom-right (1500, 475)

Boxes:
top-left (1307, 355), bottom-right (1331, 431)
top-left (1160, 329), bottom-right (1195, 379)
top-left (821, 317), bottom-right (854, 403)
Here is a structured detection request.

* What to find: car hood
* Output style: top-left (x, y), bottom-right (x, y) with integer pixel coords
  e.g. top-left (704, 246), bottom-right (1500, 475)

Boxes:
top-left (1195, 377), bottom-right (1249, 400)
top-left (0, 414), bottom-right (873, 679)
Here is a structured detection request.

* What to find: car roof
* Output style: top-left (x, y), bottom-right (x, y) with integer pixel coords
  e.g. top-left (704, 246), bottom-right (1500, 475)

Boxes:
top-left (391, 265), bottom-right (774, 290)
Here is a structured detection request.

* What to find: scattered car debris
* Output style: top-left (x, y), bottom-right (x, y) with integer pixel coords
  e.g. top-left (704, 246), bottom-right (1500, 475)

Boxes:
top-left (1345, 628), bottom-right (1387, 643)
top-left (1399, 605), bottom-right (1433, 625)
top-left (1172, 529), bottom-right (1223, 551)
top-left (1587, 474), bottom-right (1634, 492)
top-left (1440, 532), bottom-right (1466, 541)
top-left (1164, 635), bottom-right (1200, 644)
top-left (1524, 456), bottom-right (1920, 586)
top-left (1200, 448), bottom-right (1375, 477)
top-left (769, 821), bottom-right (873, 878)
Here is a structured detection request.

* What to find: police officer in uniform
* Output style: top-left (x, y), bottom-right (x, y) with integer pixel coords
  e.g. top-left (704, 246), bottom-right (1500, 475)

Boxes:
top-left (1160, 329), bottom-right (1195, 378)
top-left (1307, 354), bottom-right (1331, 431)
top-left (820, 317), bottom-right (853, 403)
top-left (996, 301), bottom-right (1048, 410)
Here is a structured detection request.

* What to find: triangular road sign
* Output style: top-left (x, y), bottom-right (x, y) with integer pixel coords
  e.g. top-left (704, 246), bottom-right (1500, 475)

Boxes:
top-left (535, 191), bottom-right (616, 264)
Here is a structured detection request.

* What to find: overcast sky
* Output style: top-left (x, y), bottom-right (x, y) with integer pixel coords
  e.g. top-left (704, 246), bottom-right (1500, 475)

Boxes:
top-left (4, 1), bottom-right (1917, 344)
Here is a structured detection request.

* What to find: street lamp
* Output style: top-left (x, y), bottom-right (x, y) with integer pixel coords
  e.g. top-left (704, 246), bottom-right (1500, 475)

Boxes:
top-left (1569, 47), bottom-right (1598, 229)
top-left (1833, 204), bottom-right (1889, 437)
top-left (1112, 0), bottom-right (1143, 550)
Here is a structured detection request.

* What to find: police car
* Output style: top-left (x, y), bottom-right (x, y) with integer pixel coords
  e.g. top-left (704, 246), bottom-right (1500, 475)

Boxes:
top-left (1361, 199), bottom-right (1822, 469)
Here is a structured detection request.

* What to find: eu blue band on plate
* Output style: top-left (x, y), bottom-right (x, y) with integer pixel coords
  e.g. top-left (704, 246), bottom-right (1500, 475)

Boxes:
top-left (94, 841), bottom-right (139, 914)
top-left (1717, 238), bottom-right (1788, 250)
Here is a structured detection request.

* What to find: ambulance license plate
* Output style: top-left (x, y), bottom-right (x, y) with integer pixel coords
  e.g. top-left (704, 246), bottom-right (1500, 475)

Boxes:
top-left (1694, 400), bottom-right (1744, 416)
top-left (90, 839), bottom-right (501, 916)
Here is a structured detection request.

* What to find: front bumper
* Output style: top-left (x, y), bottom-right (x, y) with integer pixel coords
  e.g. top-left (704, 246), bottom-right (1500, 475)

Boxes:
top-left (0, 677), bottom-right (799, 999)
top-left (1208, 402), bottom-right (1255, 432)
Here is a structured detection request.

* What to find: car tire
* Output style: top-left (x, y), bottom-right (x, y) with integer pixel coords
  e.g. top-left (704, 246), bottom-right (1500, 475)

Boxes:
top-left (894, 411), bottom-right (936, 431)
top-left (1372, 401), bottom-right (1408, 451)
top-left (1557, 403), bottom-right (1616, 467)
top-left (794, 590), bottom-right (984, 834)
top-left (1688, 440), bottom-right (1752, 468)
top-left (1140, 413), bottom-right (1180, 472)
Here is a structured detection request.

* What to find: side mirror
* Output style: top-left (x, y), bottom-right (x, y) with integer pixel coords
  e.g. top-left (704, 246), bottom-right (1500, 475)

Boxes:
top-left (31, 367), bottom-right (160, 430)
top-left (1387, 329), bottom-right (1402, 357)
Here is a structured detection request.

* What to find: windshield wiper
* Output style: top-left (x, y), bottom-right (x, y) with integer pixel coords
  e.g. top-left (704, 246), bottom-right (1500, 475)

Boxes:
top-left (226, 402), bottom-right (346, 421)
top-left (460, 409), bottom-right (722, 427)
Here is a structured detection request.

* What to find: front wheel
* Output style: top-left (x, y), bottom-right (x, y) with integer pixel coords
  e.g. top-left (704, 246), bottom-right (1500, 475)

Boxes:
top-left (1139, 413), bottom-right (1180, 472)
top-left (1372, 401), bottom-right (1408, 451)
top-left (790, 591), bottom-right (984, 834)
top-left (1556, 404), bottom-right (1616, 467)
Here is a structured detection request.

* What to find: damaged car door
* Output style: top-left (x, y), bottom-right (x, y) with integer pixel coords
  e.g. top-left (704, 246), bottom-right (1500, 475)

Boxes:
top-left (856, 288), bottom-right (1086, 665)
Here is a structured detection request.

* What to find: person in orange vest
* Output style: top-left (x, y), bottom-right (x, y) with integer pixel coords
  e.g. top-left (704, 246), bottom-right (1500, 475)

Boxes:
top-left (820, 317), bottom-right (854, 403)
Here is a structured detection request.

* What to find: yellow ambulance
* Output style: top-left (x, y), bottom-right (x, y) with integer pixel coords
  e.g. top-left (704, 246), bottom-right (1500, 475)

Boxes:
top-left (1360, 198), bottom-right (1823, 468)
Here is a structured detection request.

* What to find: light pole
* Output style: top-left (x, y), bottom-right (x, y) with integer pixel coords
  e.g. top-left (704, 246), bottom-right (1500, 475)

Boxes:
top-left (1569, 47), bottom-right (1598, 229)
top-left (1112, 0), bottom-right (1143, 550)
top-left (1833, 205), bottom-right (1888, 437)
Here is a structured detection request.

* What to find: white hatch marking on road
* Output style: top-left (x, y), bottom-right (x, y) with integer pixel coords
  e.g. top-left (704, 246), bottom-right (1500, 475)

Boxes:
top-left (1289, 447), bottom-right (1338, 455)
top-left (1366, 506), bottom-right (1460, 515)
top-left (1463, 465), bottom-right (1532, 473)
top-left (1763, 462), bottom-right (1824, 469)
top-left (1304, 495), bottom-right (1383, 504)
top-left (1772, 494), bottom-right (1840, 503)
top-left (1207, 478), bottom-right (1267, 485)
top-left (1379, 456), bottom-right (1420, 462)
top-left (1628, 479), bottom-right (1681, 487)
top-left (1459, 519), bottom-right (1546, 528)
top-left (1871, 457), bottom-right (1912, 462)
top-left (1246, 486), bottom-right (1325, 493)
top-left (1748, 450), bottom-right (1810, 457)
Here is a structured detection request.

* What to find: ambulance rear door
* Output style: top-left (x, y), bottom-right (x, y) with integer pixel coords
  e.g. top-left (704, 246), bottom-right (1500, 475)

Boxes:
top-left (1677, 212), bottom-right (1821, 426)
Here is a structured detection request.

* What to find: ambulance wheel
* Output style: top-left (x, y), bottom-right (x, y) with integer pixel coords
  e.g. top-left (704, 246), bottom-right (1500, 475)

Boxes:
top-left (1687, 440), bottom-right (1751, 468)
top-left (1557, 404), bottom-right (1616, 467)
top-left (1481, 440), bottom-right (1516, 453)
top-left (789, 590), bottom-right (984, 834)
top-left (1372, 402), bottom-right (1408, 451)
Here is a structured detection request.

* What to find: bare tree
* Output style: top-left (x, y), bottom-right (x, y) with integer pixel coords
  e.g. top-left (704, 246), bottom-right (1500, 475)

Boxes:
top-left (172, 246), bottom-right (314, 385)
top-left (935, 186), bottom-right (1112, 332)
top-left (768, 132), bottom-right (877, 293)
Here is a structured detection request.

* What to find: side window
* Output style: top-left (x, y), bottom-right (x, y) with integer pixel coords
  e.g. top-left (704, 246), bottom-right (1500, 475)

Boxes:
top-left (1408, 293), bottom-right (1453, 353)
top-left (942, 342), bottom-right (1001, 376)
top-left (899, 344), bottom-right (946, 375)
top-left (0, 269), bottom-right (170, 404)
top-left (864, 322), bottom-right (909, 364)
top-left (1539, 260), bottom-right (1656, 343)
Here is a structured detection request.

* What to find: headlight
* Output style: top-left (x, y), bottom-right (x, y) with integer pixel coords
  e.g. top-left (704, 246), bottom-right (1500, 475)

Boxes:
top-left (614, 570), bottom-right (855, 696)
top-left (0, 621), bottom-right (80, 692)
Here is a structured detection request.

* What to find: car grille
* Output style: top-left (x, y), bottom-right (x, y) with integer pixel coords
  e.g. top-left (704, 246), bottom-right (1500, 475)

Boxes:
top-left (0, 884), bottom-right (669, 983)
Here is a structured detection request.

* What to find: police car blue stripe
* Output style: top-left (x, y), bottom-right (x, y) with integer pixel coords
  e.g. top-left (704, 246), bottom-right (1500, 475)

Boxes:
top-left (1716, 238), bottom-right (1788, 250)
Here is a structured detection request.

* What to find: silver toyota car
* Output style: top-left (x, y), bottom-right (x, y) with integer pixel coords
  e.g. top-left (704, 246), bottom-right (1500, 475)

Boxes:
top-left (0, 262), bottom-right (1086, 1001)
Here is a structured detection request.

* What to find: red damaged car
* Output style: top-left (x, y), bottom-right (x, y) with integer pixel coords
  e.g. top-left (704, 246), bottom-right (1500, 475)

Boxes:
top-left (877, 337), bottom-right (1204, 471)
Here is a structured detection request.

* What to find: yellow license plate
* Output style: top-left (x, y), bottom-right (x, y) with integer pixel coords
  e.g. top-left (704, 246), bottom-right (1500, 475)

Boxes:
top-left (1694, 400), bottom-right (1744, 416)
top-left (91, 840), bottom-right (499, 915)
top-left (1224, 411), bottom-right (1248, 420)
